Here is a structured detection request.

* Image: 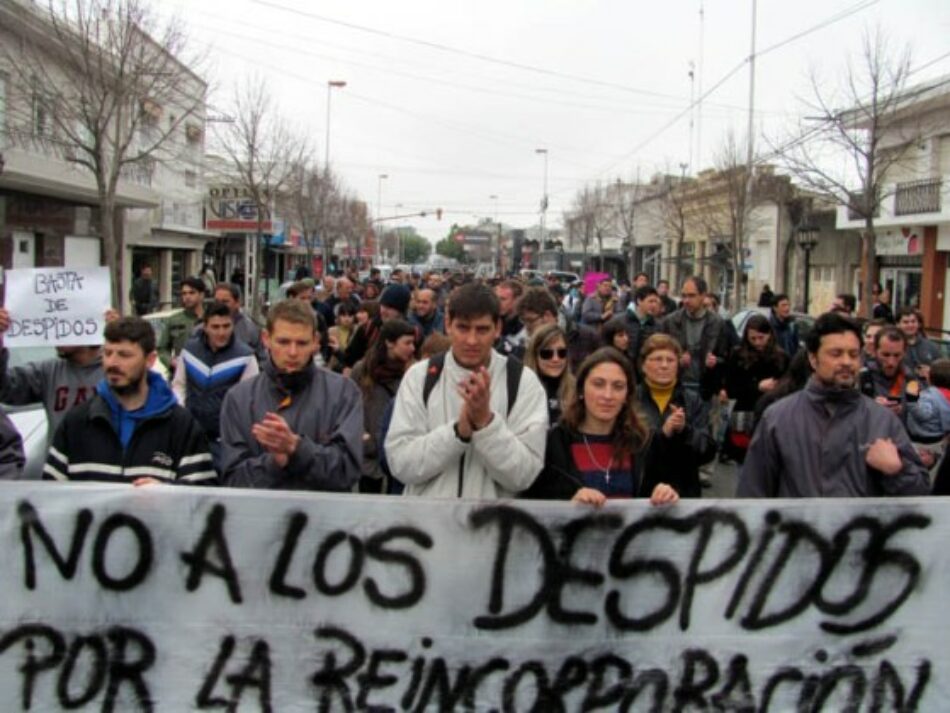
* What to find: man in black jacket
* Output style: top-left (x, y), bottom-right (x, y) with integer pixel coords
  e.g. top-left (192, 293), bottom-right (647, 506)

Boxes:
top-left (44, 317), bottom-right (215, 485)
top-left (659, 276), bottom-right (729, 400)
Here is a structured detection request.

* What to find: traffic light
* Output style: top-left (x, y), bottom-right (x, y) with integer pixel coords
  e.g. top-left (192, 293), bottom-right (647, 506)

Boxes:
top-left (436, 208), bottom-right (442, 220)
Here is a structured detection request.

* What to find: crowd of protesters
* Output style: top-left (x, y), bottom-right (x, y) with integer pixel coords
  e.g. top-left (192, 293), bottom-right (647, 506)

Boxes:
top-left (0, 261), bottom-right (946, 500)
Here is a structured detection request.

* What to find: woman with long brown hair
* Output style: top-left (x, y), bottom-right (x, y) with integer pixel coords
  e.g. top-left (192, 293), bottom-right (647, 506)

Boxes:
top-left (524, 347), bottom-right (679, 506)
top-left (350, 319), bottom-right (417, 493)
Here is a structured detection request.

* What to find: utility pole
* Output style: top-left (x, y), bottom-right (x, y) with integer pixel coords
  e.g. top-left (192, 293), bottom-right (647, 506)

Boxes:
top-left (535, 148), bottom-right (549, 255)
top-left (741, 0), bottom-right (758, 311)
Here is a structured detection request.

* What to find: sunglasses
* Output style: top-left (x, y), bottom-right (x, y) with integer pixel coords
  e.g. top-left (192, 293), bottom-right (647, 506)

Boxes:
top-left (539, 348), bottom-right (568, 360)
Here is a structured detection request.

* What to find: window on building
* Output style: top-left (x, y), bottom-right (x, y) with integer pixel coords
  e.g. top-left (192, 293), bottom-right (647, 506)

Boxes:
top-left (0, 73), bottom-right (6, 143)
top-left (31, 77), bottom-right (49, 138)
top-left (185, 170), bottom-right (197, 188)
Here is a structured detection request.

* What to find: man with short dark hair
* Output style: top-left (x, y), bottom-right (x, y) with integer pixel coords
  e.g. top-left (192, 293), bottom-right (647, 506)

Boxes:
top-left (581, 277), bottom-right (617, 327)
top-left (220, 300), bottom-right (363, 491)
top-left (897, 307), bottom-right (940, 381)
top-left (769, 293), bottom-right (799, 357)
top-left (830, 293), bottom-right (857, 316)
top-left (130, 264), bottom-right (159, 316)
top-left (158, 276), bottom-right (207, 371)
top-left (44, 317), bottom-right (215, 485)
top-left (738, 313), bottom-right (929, 497)
top-left (858, 327), bottom-right (920, 421)
top-left (625, 285), bottom-right (661, 362)
top-left (173, 302), bottom-right (259, 472)
top-left (659, 276), bottom-right (728, 398)
top-left (656, 279), bottom-right (678, 315)
top-left (386, 283), bottom-right (547, 498)
top-left (410, 288), bottom-right (445, 338)
top-left (517, 287), bottom-right (600, 370)
top-left (494, 280), bottom-right (524, 356)
top-left (213, 282), bottom-right (263, 360)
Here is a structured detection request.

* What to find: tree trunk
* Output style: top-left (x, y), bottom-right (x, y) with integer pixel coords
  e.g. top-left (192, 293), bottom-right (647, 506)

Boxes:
top-left (860, 224), bottom-right (877, 318)
top-left (100, 196), bottom-right (121, 312)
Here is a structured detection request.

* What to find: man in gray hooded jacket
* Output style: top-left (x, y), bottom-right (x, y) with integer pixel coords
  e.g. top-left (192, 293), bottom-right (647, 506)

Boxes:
top-left (738, 313), bottom-right (931, 498)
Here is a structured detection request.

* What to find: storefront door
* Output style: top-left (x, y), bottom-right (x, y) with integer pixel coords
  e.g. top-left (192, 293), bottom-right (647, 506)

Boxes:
top-left (879, 267), bottom-right (922, 315)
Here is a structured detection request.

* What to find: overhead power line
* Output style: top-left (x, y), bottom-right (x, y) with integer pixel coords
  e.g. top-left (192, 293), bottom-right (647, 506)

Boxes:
top-left (250, 0), bottom-right (704, 102)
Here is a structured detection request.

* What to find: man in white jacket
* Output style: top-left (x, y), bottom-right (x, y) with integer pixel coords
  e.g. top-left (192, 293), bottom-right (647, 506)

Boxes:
top-left (385, 283), bottom-right (548, 498)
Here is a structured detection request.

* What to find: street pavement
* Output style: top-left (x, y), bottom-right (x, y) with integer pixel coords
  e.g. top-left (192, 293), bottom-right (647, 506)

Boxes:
top-left (704, 457), bottom-right (740, 499)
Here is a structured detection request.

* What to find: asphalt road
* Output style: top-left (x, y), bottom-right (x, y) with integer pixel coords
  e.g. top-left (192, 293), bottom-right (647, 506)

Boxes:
top-left (704, 458), bottom-right (740, 499)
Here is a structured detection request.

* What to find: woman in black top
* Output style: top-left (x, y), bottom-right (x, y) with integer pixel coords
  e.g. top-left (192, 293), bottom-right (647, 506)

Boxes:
top-left (525, 347), bottom-right (678, 506)
top-left (723, 314), bottom-right (789, 462)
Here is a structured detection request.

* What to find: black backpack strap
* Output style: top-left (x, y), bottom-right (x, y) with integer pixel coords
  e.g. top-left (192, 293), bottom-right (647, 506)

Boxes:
top-left (422, 351), bottom-right (447, 407)
top-left (505, 356), bottom-right (523, 416)
top-left (424, 351), bottom-right (521, 415)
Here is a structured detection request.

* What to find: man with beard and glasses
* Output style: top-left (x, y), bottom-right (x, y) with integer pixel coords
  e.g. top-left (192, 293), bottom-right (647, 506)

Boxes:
top-left (44, 317), bottom-right (215, 485)
top-left (220, 300), bottom-right (363, 491)
top-left (0, 307), bottom-right (123, 439)
top-left (737, 313), bottom-right (930, 498)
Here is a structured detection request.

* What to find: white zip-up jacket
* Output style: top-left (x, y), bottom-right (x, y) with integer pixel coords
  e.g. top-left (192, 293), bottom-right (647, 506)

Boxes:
top-left (385, 350), bottom-right (548, 498)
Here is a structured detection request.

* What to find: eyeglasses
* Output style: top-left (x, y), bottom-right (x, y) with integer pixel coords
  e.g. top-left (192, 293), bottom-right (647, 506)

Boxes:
top-left (680, 292), bottom-right (700, 299)
top-left (539, 348), bottom-right (568, 360)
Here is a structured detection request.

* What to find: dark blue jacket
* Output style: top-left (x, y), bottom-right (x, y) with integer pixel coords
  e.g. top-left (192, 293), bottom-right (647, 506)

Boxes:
top-left (180, 332), bottom-right (257, 439)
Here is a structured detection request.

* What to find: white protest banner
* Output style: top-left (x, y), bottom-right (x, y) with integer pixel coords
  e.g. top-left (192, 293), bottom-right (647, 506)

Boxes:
top-left (0, 482), bottom-right (945, 711)
top-left (3, 267), bottom-right (111, 347)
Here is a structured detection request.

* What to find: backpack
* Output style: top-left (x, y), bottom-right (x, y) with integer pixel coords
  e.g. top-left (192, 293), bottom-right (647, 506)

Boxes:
top-left (378, 352), bottom-right (524, 492)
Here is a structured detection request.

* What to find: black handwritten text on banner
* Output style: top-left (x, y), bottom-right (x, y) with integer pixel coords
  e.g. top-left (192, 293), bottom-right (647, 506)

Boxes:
top-left (4, 267), bottom-right (111, 347)
top-left (0, 483), bottom-right (941, 711)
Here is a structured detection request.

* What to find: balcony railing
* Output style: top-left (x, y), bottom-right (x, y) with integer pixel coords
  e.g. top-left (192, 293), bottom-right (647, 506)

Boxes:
top-left (895, 177), bottom-right (942, 216)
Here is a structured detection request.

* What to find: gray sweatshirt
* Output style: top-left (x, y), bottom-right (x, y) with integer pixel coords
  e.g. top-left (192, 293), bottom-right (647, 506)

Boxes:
top-left (738, 379), bottom-right (930, 498)
top-left (219, 363), bottom-right (363, 491)
top-left (0, 348), bottom-right (103, 436)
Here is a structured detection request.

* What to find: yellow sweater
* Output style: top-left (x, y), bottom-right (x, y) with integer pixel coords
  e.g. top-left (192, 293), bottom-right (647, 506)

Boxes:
top-left (645, 377), bottom-right (675, 414)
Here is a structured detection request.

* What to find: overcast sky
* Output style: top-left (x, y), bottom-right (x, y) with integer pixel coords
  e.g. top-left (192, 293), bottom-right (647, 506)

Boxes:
top-left (154, 0), bottom-right (950, 242)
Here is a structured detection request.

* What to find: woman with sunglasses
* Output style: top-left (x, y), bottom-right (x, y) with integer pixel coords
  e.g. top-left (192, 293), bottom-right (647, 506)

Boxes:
top-left (524, 323), bottom-right (575, 425)
top-left (636, 334), bottom-right (716, 498)
top-left (524, 347), bottom-right (679, 506)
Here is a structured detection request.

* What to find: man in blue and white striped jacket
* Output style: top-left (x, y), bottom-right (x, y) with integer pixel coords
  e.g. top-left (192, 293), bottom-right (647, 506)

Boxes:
top-left (171, 301), bottom-right (259, 472)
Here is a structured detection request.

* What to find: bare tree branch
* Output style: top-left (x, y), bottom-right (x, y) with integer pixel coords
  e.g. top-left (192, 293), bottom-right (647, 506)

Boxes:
top-left (1, 0), bottom-right (208, 309)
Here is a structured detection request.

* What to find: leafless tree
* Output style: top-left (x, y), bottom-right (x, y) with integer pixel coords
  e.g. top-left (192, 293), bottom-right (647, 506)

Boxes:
top-left (1, 0), bottom-right (206, 309)
top-left (771, 28), bottom-right (916, 316)
top-left (658, 177), bottom-right (692, 290)
top-left (285, 163), bottom-right (340, 275)
top-left (215, 78), bottom-right (308, 314)
top-left (337, 195), bottom-right (371, 269)
top-left (695, 132), bottom-right (759, 310)
top-left (566, 184), bottom-right (612, 272)
top-left (614, 178), bottom-right (648, 281)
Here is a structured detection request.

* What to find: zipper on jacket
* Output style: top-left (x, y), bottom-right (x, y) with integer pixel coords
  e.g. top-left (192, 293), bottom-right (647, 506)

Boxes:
top-left (457, 454), bottom-right (465, 498)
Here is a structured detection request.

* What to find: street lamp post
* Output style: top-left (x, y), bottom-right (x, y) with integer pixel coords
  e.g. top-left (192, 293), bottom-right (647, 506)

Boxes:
top-left (535, 148), bottom-right (548, 252)
top-left (324, 80), bottom-right (346, 169)
top-left (375, 174), bottom-right (388, 266)
top-left (489, 194), bottom-right (500, 276)
top-left (394, 203), bottom-right (404, 263)
top-left (796, 225), bottom-right (819, 314)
